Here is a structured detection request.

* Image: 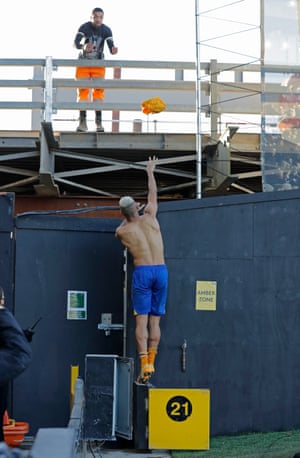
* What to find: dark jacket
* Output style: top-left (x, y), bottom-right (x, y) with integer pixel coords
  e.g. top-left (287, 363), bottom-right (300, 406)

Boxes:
top-left (0, 308), bottom-right (32, 385)
top-left (74, 22), bottom-right (115, 59)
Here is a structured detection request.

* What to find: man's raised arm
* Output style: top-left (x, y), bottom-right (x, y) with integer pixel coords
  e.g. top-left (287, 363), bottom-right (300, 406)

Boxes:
top-left (145, 156), bottom-right (158, 216)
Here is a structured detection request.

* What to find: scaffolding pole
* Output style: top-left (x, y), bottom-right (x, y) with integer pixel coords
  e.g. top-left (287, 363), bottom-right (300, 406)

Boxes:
top-left (195, 0), bottom-right (202, 199)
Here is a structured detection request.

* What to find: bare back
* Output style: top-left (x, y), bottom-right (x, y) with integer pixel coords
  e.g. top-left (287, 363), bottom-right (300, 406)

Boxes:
top-left (116, 213), bottom-right (165, 266)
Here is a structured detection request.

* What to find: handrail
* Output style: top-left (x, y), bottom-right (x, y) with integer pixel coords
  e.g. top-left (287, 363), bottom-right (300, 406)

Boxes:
top-left (0, 57), bottom-right (263, 133)
top-left (0, 57), bottom-right (196, 69)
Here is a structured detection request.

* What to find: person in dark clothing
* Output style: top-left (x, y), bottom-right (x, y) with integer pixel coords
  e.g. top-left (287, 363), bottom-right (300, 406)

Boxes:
top-left (0, 287), bottom-right (32, 442)
top-left (74, 7), bottom-right (118, 132)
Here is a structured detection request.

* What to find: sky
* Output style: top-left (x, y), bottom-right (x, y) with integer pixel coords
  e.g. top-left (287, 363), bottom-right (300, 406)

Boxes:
top-left (0, 0), bottom-right (260, 131)
top-left (1, 0), bottom-right (261, 61)
top-left (0, 0), bottom-right (197, 61)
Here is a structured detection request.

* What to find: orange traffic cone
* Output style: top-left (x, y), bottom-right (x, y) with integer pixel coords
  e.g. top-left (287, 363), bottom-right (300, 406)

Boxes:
top-left (3, 410), bottom-right (29, 447)
top-left (3, 411), bottom-right (9, 426)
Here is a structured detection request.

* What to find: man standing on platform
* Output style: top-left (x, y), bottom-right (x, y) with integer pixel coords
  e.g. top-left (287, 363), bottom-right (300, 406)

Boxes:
top-left (115, 156), bottom-right (168, 383)
top-left (74, 7), bottom-right (118, 132)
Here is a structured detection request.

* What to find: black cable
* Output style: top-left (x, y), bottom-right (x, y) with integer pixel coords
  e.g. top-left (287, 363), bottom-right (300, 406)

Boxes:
top-left (88, 440), bottom-right (96, 458)
top-left (16, 206), bottom-right (119, 218)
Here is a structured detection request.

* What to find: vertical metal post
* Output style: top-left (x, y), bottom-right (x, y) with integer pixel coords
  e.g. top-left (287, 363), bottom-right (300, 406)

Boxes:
top-left (261, 0), bottom-right (264, 67)
top-left (39, 124), bottom-right (55, 174)
top-left (210, 59), bottom-right (219, 140)
top-left (122, 249), bottom-right (128, 357)
top-left (112, 67), bottom-right (121, 132)
top-left (31, 66), bottom-right (44, 130)
top-left (195, 0), bottom-right (202, 199)
top-left (44, 56), bottom-right (53, 122)
top-left (175, 69), bottom-right (184, 81)
top-left (260, 0), bottom-right (265, 191)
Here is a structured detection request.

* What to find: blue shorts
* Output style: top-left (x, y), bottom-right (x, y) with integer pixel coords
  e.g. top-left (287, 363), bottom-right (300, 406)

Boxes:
top-left (132, 265), bottom-right (168, 316)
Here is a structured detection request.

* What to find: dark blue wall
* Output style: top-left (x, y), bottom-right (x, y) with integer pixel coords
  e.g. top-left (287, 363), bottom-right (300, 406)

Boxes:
top-left (0, 193), bottom-right (14, 307)
top-left (12, 214), bottom-right (124, 434)
top-left (2, 189), bottom-right (300, 438)
top-left (145, 189), bottom-right (300, 436)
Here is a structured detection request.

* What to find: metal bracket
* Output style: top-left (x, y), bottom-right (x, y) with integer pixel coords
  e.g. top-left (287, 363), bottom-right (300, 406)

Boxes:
top-left (97, 313), bottom-right (124, 336)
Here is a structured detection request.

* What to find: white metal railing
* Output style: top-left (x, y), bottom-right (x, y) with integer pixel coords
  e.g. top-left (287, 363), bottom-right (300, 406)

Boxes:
top-left (0, 57), bottom-right (263, 134)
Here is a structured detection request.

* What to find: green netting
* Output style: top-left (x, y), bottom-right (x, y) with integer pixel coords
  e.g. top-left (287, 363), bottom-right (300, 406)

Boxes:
top-left (171, 429), bottom-right (300, 458)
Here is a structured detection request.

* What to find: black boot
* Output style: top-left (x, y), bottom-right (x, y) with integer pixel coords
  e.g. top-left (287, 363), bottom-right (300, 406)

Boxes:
top-left (76, 111), bottom-right (88, 132)
top-left (95, 111), bottom-right (104, 132)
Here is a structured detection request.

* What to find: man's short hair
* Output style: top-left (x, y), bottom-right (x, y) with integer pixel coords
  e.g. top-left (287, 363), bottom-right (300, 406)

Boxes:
top-left (92, 7), bottom-right (104, 14)
top-left (119, 196), bottom-right (135, 209)
top-left (119, 196), bottom-right (136, 216)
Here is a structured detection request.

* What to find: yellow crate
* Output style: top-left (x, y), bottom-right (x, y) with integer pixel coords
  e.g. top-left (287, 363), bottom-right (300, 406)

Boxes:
top-left (149, 388), bottom-right (210, 450)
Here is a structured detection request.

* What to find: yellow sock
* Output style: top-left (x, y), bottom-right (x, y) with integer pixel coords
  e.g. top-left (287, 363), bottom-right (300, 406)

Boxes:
top-left (139, 352), bottom-right (148, 372)
top-left (148, 348), bottom-right (157, 366)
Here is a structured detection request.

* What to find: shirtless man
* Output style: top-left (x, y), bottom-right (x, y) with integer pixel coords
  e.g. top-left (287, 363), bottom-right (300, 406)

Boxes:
top-left (115, 156), bottom-right (168, 383)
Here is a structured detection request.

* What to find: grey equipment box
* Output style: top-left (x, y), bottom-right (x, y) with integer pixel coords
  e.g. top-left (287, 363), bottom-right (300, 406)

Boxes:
top-left (84, 354), bottom-right (134, 441)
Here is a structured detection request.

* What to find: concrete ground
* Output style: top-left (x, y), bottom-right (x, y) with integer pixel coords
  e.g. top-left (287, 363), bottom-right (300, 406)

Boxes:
top-left (19, 446), bottom-right (172, 458)
top-left (94, 450), bottom-right (171, 458)
top-left (84, 443), bottom-right (171, 458)
top-left (18, 437), bottom-right (172, 457)
top-left (83, 438), bottom-right (172, 457)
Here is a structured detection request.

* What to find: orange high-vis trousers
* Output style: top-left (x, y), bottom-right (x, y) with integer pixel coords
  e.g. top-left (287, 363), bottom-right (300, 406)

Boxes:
top-left (75, 66), bottom-right (106, 101)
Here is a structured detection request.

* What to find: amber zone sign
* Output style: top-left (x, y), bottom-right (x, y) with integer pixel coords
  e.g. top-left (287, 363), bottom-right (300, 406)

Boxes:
top-left (195, 280), bottom-right (217, 311)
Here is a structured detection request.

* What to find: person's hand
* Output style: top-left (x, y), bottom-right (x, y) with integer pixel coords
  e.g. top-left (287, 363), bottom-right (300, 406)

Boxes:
top-left (84, 43), bottom-right (94, 52)
top-left (147, 155), bottom-right (158, 173)
top-left (112, 47), bottom-right (118, 54)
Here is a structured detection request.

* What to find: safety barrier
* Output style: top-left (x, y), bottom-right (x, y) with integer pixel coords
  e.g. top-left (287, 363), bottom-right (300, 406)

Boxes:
top-left (28, 377), bottom-right (85, 458)
top-left (0, 57), bottom-right (262, 133)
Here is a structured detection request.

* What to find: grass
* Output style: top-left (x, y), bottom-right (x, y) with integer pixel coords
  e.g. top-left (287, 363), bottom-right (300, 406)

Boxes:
top-left (171, 429), bottom-right (300, 458)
